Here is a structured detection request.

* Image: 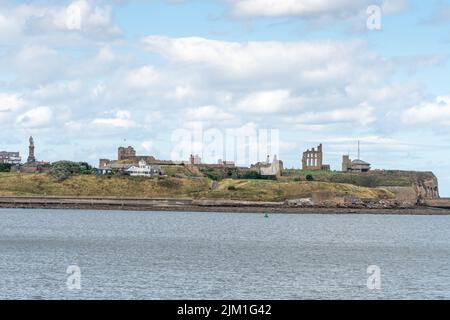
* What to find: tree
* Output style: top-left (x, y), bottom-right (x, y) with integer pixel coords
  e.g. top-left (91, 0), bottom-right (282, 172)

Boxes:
top-left (0, 163), bottom-right (12, 172)
top-left (238, 171), bottom-right (263, 179)
top-left (50, 161), bottom-right (94, 181)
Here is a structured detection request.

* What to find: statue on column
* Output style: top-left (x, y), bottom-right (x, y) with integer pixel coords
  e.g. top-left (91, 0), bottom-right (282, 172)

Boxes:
top-left (27, 136), bottom-right (36, 163)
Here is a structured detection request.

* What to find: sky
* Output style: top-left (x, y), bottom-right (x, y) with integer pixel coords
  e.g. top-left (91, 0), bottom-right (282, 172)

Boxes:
top-left (0, 0), bottom-right (450, 195)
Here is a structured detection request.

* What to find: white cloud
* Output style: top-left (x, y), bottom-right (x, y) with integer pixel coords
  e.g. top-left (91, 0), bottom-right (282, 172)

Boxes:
top-left (95, 47), bottom-right (116, 64)
top-left (141, 141), bottom-right (154, 153)
top-left (236, 90), bottom-right (291, 114)
top-left (0, 93), bottom-right (25, 113)
top-left (0, 33), bottom-right (415, 143)
top-left (321, 135), bottom-right (419, 152)
top-left (92, 110), bottom-right (136, 128)
top-left (15, 45), bottom-right (59, 67)
top-left (64, 0), bottom-right (114, 31)
top-left (230, 0), bottom-right (365, 17)
top-left (29, 0), bottom-right (122, 39)
top-left (0, 1), bottom-right (121, 43)
top-left (32, 81), bottom-right (82, 100)
top-left (425, 4), bottom-right (450, 25)
top-left (92, 84), bottom-right (107, 99)
top-left (0, 11), bottom-right (21, 39)
top-left (12, 45), bottom-right (65, 84)
top-left (228, 0), bottom-right (408, 18)
top-left (175, 86), bottom-right (195, 100)
top-left (143, 111), bottom-right (163, 125)
top-left (0, 93), bottom-right (25, 123)
top-left (139, 35), bottom-right (422, 134)
top-left (285, 103), bottom-right (376, 126)
top-left (382, 0), bottom-right (409, 14)
top-left (125, 65), bottom-right (161, 89)
top-left (278, 140), bottom-right (298, 152)
top-left (185, 105), bottom-right (235, 121)
top-left (141, 36), bottom-right (380, 87)
top-left (403, 96), bottom-right (450, 125)
top-left (16, 106), bottom-right (53, 128)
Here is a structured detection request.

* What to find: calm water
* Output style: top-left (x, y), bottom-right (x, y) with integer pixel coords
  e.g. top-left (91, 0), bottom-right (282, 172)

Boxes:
top-left (0, 208), bottom-right (449, 300)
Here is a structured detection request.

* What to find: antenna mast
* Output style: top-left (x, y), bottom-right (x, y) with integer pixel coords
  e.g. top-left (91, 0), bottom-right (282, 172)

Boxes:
top-left (357, 140), bottom-right (360, 160)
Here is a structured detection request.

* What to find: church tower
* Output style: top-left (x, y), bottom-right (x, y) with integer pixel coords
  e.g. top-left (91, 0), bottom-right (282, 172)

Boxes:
top-left (27, 136), bottom-right (36, 163)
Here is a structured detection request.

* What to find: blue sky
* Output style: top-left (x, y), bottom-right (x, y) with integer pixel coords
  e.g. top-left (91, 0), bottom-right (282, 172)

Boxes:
top-left (1, 0), bottom-right (450, 195)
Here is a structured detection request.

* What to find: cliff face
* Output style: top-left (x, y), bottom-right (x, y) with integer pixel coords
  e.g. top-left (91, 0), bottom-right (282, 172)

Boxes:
top-left (283, 169), bottom-right (441, 204)
top-left (413, 173), bottom-right (440, 200)
top-left (384, 172), bottom-right (439, 203)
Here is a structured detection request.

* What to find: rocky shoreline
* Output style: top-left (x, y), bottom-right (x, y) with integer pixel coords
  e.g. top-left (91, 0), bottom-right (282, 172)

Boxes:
top-left (0, 196), bottom-right (449, 215)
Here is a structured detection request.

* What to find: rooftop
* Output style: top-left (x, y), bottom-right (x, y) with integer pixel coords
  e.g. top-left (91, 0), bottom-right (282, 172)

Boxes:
top-left (351, 159), bottom-right (371, 165)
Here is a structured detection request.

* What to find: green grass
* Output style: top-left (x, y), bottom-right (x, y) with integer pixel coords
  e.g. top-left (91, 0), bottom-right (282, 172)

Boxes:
top-left (0, 172), bottom-right (211, 198)
top-left (200, 179), bottom-right (394, 202)
top-left (160, 165), bottom-right (203, 178)
top-left (0, 172), bottom-right (411, 202)
top-left (282, 169), bottom-right (436, 188)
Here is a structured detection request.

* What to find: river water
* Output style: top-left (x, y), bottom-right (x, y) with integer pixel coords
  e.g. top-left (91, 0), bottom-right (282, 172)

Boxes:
top-left (0, 208), bottom-right (449, 300)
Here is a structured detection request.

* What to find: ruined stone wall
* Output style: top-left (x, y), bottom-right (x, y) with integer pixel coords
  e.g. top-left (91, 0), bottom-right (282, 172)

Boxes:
top-left (302, 144), bottom-right (323, 170)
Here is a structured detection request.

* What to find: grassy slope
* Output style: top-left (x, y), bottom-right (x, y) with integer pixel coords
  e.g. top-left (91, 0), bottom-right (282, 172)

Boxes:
top-left (0, 173), bottom-right (210, 198)
top-left (0, 172), bottom-right (394, 202)
top-left (205, 179), bottom-right (394, 202)
top-left (282, 169), bottom-right (436, 188)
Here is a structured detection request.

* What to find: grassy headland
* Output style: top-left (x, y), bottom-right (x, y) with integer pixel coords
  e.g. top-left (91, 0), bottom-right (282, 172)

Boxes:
top-left (282, 169), bottom-right (436, 188)
top-left (0, 161), bottom-right (437, 203)
top-left (0, 171), bottom-right (394, 202)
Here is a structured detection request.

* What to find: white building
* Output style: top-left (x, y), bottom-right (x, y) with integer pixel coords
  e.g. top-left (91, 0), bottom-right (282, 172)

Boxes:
top-left (260, 155), bottom-right (283, 177)
top-left (126, 160), bottom-right (164, 177)
top-left (0, 151), bottom-right (22, 165)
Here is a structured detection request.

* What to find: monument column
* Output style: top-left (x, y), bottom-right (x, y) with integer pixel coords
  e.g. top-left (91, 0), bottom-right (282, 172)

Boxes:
top-left (27, 136), bottom-right (36, 163)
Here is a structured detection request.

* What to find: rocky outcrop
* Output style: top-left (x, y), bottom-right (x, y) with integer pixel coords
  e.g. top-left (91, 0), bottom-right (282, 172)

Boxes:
top-left (383, 186), bottom-right (418, 205)
top-left (284, 196), bottom-right (415, 209)
top-left (413, 174), bottom-right (440, 200)
top-left (383, 172), bottom-right (439, 204)
top-left (286, 198), bottom-right (314, 207)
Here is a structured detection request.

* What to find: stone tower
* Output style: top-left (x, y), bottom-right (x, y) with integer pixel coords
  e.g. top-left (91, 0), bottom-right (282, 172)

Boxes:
top-left (118, 146), bottom-right (136, 161)
top-left (342, 155), bottom-right (351, 172)
top-left (27, 136), bottom-right (36, 163)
